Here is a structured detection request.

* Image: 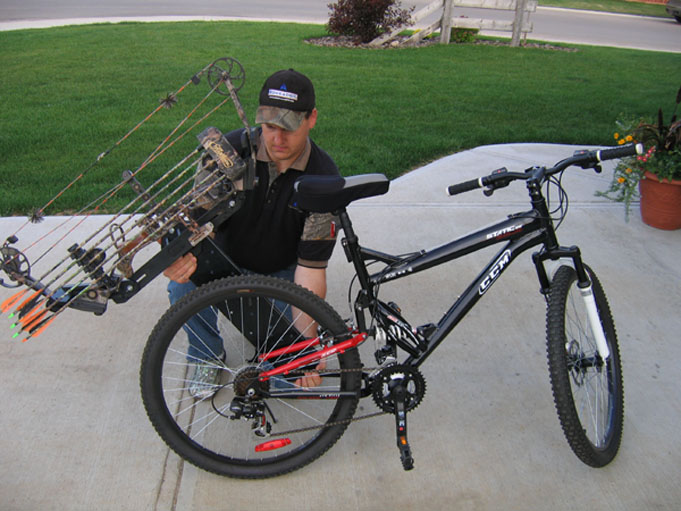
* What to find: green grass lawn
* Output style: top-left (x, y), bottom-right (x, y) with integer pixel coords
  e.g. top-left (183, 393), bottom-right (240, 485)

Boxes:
top-left (0, 20), bottom-right (679, 215)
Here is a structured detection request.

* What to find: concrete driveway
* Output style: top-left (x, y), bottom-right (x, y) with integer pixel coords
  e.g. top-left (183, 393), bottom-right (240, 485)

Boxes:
top-left (1, 143), bottom-right (680, 510)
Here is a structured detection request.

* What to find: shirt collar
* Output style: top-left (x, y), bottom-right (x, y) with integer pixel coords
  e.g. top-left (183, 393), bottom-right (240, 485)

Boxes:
top-left (257, 138), bottom-right (311, 173)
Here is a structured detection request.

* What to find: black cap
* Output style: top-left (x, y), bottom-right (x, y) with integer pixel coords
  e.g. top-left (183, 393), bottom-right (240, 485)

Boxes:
top-left (258, 69), bottom-right (315, 112)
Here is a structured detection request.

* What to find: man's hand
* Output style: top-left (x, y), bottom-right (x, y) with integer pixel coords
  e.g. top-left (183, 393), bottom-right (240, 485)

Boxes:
top-left (294, 359), bottom-right (327, 389)
top-left (163, 253), bottom-right (198, 284)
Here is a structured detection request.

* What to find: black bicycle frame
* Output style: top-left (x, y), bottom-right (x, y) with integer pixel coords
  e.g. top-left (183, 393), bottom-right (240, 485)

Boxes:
top-left (339, 181), bottom-right (589, 368)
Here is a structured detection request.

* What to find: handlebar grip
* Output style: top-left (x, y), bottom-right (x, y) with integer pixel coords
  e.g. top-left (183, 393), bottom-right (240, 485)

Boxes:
top-left (447, 178), bottom-right (483, 196)
top-left (597, 143), bottom-right (643, 162)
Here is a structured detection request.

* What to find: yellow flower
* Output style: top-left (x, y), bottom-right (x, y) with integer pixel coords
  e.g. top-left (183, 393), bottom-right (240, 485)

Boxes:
top-left (626, 135), bottom-right (633, 142)
top-left (617, 177), bottom-right (626, 184)
top-left (614, 133), bottom-right (620, 140)
top-left (618, 139), bottom-right (626, 145)
top-left (625, 167), bottom-right (632, 173)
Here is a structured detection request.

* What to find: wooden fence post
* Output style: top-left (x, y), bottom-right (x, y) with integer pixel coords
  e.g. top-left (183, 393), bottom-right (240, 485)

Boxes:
top-left (511, 0), bottom-right (528, 47)
top-left (440, 0), bottom-right (453, 44)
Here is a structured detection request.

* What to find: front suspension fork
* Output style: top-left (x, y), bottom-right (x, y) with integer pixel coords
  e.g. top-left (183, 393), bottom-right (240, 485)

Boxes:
top-left (533, 246), bottom-right (610, 361)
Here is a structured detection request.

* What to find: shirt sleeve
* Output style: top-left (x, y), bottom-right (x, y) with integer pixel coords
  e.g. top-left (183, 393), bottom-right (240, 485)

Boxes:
top-left (297, 212), bottom-right (338, 268)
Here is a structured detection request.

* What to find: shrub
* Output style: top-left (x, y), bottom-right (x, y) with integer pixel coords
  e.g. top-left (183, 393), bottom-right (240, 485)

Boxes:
top-left (450, 27), bottom-right (478, 44)
top-left (327, 0), bottom-right (414, 44)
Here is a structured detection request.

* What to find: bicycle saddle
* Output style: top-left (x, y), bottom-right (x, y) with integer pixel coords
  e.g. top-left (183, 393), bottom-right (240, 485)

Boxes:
top-left (292, 174), bottom-right (389, 213)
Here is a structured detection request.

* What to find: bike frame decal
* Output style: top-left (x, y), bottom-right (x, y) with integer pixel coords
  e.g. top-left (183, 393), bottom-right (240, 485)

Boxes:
top-left (479, 249), bottom-right (511, 295)
top-left (258, 331), bottom-right (367, 380)
top-left (258, 337), bottom-right (321, 362)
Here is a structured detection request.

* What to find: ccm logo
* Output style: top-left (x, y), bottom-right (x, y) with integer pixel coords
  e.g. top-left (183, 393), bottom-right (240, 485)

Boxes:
top-left (479, 250), bottom-right (511, 295)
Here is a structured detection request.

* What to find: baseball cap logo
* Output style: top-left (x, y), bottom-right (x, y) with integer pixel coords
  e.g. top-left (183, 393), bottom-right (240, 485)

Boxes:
top-left (268, 84), bottom-right (298, 103)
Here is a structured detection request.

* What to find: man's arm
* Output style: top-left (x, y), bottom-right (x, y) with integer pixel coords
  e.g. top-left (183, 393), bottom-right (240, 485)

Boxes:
top-left (294, 265), bottom-right (327, 299)
top-left (292, 264), bottom-right (328, 387)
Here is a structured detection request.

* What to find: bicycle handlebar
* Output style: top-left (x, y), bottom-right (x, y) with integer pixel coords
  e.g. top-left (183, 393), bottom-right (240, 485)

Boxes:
top-left (446, 143), bottom-right (643, 196)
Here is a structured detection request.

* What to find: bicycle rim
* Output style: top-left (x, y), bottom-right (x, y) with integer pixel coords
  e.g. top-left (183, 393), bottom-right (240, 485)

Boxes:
top-left (547, 265), bottom-right (623, 466)
top-left (140, 276), bottom-right (361, 478)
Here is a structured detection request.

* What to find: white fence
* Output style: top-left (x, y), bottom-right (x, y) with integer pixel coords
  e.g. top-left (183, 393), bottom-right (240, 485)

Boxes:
top-left (370, 0), bottom-right (537, 47)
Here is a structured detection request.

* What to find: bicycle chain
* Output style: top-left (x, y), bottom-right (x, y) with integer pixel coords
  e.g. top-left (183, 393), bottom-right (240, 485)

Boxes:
top-left (268, 366), bottom-right (391, 438)
top-left (270, 410), bottom-right (389, 438)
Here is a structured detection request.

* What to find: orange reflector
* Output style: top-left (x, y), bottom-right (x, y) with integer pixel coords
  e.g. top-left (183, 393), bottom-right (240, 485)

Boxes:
top-left (255, 438), bottom-right (292, 452)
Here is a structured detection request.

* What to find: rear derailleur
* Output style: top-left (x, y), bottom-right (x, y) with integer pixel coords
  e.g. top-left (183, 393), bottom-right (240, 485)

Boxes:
top-left (371, 364), bottom-right (426, 471)
top-left (227, 367), bottom-right (275, 437)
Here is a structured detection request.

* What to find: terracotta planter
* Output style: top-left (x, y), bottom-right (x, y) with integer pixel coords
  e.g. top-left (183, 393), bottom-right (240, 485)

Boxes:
top-left (639, 171), bottom-right (681, 230)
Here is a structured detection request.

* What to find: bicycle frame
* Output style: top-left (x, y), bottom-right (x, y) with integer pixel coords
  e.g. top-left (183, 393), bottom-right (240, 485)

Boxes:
top-left (339, 176), bottom-right (599, 368)
top-left (255, 174), bottom-right (606, 386)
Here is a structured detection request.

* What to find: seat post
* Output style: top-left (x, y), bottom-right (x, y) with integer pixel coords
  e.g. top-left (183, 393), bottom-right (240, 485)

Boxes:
top-left (337, 209), bottom-right (373, 294)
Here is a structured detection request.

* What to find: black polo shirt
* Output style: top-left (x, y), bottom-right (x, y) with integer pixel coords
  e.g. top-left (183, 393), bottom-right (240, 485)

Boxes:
top-left (209, 127), bottom-right (339, 275)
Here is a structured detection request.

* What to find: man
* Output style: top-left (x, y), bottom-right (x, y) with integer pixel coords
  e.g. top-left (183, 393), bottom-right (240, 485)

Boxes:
top-left (164, 69), bottom-right (339, 398)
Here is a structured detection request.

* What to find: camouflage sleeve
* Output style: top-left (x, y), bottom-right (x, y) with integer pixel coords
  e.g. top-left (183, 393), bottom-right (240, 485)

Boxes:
top-left (297, 212), bottom-right (338, 268)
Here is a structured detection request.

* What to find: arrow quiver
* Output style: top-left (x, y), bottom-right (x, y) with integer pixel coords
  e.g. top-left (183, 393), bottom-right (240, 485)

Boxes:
top-left (0, 57), bottom-right (257, 341)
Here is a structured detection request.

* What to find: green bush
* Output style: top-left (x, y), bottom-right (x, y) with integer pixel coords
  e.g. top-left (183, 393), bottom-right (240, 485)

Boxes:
top-left (327, 0), bottom-right (414, 43)
top-left (450, 27), bottom-right (479, 44)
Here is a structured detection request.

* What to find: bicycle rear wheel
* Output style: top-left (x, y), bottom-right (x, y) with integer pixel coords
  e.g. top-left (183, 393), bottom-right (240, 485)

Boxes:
top-left (546, 265), bottom-right (623, 467)
top-left (140, 275), bottom-right (362, 478)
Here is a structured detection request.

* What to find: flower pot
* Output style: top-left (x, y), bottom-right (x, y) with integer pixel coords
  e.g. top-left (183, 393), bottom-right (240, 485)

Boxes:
top-left (639, 171), bottom-right (681, 230)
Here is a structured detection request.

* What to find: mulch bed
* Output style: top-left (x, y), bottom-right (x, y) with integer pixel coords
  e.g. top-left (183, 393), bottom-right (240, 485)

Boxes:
top-left (306, 35), bottom-right (578, 52)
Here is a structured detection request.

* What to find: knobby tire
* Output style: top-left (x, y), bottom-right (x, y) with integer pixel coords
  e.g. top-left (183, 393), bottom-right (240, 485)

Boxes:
top-left (546, 265), bottom-right (624, 467)
top-left (140, 275), bottom-right (362, 478)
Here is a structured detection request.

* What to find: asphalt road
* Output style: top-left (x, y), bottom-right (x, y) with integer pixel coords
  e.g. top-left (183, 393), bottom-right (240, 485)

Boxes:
top-left (0, 0), bottom-right (679, 53)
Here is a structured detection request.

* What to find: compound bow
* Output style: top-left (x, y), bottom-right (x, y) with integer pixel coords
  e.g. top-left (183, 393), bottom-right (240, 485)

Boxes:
top-left (1, 57), bottom-right (255, 342)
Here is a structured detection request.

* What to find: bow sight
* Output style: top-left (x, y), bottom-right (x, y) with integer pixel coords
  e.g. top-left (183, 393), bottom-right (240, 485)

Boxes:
top-left (1, 56), bottom-right (255, 341)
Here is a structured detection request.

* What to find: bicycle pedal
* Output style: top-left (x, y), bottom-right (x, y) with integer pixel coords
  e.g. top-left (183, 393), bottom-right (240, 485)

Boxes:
top-left (398, 437), bottom-right (414, 471)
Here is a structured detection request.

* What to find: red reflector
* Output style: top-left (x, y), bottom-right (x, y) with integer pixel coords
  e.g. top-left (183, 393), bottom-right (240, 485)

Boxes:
top-left (255, 438), bottom-right (292, 452)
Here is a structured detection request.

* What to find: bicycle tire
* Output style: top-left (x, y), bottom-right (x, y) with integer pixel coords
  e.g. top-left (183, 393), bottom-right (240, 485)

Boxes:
top-left (546, 265), bottom-right (623, 467)
top-left (140, 275), bottom-right (362, 478)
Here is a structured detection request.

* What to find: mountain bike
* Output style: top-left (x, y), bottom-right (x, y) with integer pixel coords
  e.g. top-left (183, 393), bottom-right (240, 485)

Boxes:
top-left (139, 142), bottom-right (640, 478)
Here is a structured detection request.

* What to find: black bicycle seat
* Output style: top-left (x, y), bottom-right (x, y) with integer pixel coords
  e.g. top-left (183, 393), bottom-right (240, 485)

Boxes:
top-left (292, 174), bottom-right (389, 213)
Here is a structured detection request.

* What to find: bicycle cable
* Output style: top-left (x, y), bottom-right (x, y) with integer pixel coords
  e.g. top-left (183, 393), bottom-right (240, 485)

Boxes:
top-left (544, 170), bottom-right (569, 230)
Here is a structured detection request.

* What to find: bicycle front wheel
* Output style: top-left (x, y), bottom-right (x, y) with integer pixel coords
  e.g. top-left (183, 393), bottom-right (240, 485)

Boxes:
top-left (546, 265), bottom-right (623, 467)
top-left (140, 276), bottom-right (362, 478)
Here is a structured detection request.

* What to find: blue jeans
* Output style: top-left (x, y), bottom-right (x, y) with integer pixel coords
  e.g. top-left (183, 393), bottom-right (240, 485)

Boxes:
top-left (167, 266), bottom-right (296, 362)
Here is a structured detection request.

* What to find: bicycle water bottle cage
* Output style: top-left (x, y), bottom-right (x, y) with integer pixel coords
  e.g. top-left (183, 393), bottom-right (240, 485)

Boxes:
top-left (292, 174), bottom-right (390, 213)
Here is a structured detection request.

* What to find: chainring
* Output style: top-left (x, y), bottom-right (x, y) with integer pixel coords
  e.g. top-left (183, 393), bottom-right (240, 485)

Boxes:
top-left (371, 364), bottom-right (426, 414)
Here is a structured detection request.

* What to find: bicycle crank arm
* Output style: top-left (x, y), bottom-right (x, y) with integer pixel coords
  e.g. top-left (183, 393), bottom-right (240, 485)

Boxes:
top-left (391, 381), bottom-right (415, 471)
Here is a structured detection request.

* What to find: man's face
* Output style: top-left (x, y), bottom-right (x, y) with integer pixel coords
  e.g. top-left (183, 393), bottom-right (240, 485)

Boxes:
top-left (261, 109), bottom-right (317, 166)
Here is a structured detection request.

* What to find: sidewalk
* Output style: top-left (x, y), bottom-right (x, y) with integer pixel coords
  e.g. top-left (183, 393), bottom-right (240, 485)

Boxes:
top-left (1, 143), bottom-right (680, 510)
